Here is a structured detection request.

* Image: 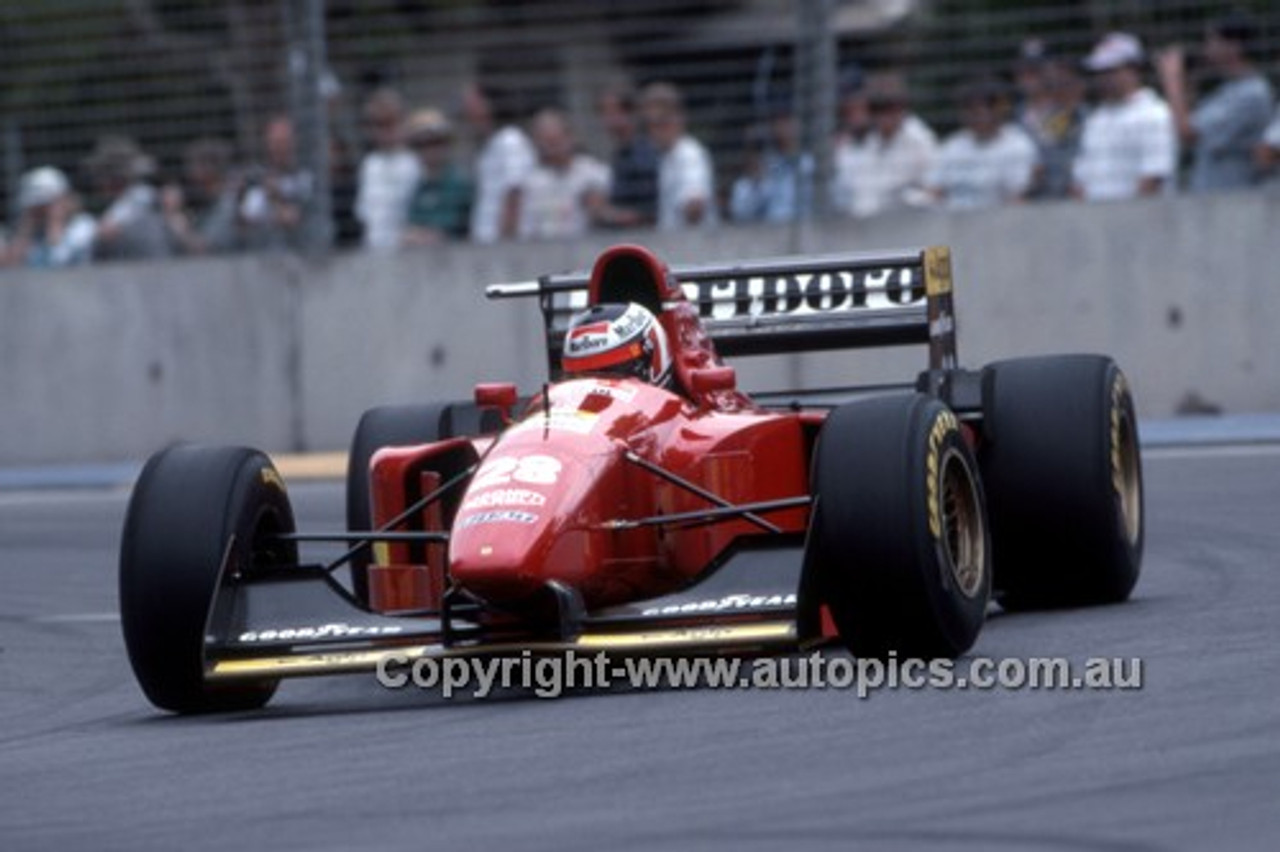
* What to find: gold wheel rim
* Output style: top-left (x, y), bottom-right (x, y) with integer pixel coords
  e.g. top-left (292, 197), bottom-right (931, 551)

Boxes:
top-left (1115, 408), bottom-right (1142, 546)
top-left (940, 448), bottom-right (985, 599)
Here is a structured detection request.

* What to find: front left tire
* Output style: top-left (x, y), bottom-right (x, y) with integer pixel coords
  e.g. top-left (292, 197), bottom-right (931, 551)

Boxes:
top-left (807, 393), bottom-right (992, 659)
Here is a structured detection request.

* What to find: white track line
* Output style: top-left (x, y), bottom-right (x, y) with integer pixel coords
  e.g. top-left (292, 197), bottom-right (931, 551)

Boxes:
top-left (29, 612), bottom-right (121, 624)
top-left (1143, 443), bottom-right (1280, 460)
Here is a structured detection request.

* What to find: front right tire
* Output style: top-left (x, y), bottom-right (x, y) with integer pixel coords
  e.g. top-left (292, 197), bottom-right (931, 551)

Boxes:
top-left (119, 445), bottom-right (295, 713)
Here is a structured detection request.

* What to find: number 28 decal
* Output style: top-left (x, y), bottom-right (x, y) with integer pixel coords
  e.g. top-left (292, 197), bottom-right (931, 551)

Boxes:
top-left (471, 455), bottom-right (562, 490)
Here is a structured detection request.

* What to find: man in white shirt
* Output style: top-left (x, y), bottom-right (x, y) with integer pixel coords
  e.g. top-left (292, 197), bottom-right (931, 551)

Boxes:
top-left (515, 109), bottom-right (610, 240)
top-left (1072, 33), bottom-right (1177, 201)
top-left (831, 72), bottom-right (938, 218)
top-left (355, 88), bottom-right (420, 250)
top-left (640, 82), bottom-right (717, 230)
top-left (462, 82), bottom-right (536, 243)
top-left (928, 78), bottom-right (1039, 211)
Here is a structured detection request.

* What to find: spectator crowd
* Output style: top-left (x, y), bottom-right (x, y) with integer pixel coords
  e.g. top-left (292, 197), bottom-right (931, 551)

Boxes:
top-left (3, 9), bottom-right (1280, 270)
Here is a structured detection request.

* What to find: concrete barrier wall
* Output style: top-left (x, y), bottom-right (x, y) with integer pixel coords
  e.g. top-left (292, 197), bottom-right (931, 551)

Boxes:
top-left (2, 192), bottom-right (1276, 464)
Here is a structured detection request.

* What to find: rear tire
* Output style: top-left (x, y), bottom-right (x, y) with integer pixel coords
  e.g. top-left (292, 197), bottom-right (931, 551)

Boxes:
top-left (119, 446), bottom-right (296, 713)
top-left (808, 394), bottom-right (991, 658)
top-left (345, 404), bottom-right (449, 600)
top-left (979, 355), bottom-right (1143, 610)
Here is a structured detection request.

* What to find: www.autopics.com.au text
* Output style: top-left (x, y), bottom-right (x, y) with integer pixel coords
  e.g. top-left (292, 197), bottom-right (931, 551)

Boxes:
top-left (375, 651), bottom-right (1143, 700)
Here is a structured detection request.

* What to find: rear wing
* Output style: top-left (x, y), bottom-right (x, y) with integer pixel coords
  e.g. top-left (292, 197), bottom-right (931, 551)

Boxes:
top-left (486, 246), bottom-right (958, 378)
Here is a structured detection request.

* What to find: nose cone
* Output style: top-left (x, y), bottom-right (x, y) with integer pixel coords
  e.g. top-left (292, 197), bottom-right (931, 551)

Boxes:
top-left (449, 505), bottom-right (561, 604)
top-left (448, 439), bottom-right (600, 607)
top-left (448, 378), bottom-right (676, 609)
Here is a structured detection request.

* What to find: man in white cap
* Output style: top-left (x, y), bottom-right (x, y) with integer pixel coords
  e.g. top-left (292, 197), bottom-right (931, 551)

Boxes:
top-left (1071, 32), bottom-right (1177, 201)
top-left (402, 107), bottom-right (472, 246)
top-left (1, 166), bottom-right (95, 268)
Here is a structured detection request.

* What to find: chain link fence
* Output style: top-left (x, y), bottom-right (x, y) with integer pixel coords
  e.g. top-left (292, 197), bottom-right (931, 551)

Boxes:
top-left (1, 0), bottom-right (1277, 263)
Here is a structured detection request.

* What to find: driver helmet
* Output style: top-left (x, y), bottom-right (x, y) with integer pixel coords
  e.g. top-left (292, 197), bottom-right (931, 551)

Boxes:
top-left (562, 302), bottom-right (672, 385)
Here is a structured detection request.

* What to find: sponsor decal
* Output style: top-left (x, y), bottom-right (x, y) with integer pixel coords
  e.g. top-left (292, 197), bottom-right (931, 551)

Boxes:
top-left (924, 245), bottom-right (954, 296)
top-left (546, 381), bottom-right (635, 409)
top-left (567, 332), bottom-right (610, 355)
top-left (470, 455), bottom-right (564, 490)
top-left (678, 267), bottom-right (924, 321)
top-left (929, 315), bottom-right (954, 338)
top-left (610, 305), bottom-right (649, 339)
top-left (587, 382), bottom-right (637, 403)
top-left (237, 622), bottom-right (404, 643)
top-left (462, 488), bottom-right (548, 511)
top-left (509, 409), bottom-right (598, 435)
top-left (457, 510), bottom-right (539, 529)
top-left (1110, 374), bottom-right (1123, 496)
top-left (640, 593), bottom-right (798, 617)
top-left (259, 466), bottom-right (286, 492)
top-left (926, 409), bottom-right (959, 539)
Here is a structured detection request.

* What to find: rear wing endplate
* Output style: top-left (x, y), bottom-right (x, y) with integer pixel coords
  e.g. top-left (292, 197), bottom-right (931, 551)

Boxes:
top-left (486, 246), bottom-right (958, 377)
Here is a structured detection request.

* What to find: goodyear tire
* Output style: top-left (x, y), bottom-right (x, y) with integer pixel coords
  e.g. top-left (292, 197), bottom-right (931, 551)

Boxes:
top-left (345, 404), bottom-right (449, 600)
top-left (119, 446), bottom-right (296, 713)
top-left (809, 394), bottom-right (991, 658)
top-left (979, 355), bottom-right (1143, 610)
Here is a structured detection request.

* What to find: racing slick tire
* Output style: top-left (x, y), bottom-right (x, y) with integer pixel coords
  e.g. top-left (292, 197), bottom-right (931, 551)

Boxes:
top-left (120, 445), bottom-right (297, 713)
top-left (978, 355), bottom-right (1143, 610)
top-left (345, 403), bottom-right (449, 601)
top-left (809, 393), bottom-right (991, 659)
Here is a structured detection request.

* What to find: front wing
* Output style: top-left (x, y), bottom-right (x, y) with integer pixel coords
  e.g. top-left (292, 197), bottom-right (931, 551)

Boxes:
top-left (204, 542), bottom-right (819, 684)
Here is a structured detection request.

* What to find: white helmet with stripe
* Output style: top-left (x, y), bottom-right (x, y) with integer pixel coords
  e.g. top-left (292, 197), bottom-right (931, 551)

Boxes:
top-left (562, 303), bottom-right (672, 385)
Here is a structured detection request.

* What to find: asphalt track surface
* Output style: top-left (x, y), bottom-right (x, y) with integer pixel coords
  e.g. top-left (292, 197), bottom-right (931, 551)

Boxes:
top-left (2, 444), bottom-right (1279, 851)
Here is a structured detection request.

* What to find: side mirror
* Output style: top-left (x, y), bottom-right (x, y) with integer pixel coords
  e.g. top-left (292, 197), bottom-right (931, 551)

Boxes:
top-left (688, 366), bottom-right (737, 396)
top-left (474, 382), bottom-right (518, 424)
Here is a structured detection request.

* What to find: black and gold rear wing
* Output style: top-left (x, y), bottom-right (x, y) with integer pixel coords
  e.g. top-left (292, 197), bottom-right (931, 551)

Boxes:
top-left (486, 246), bottom-right (958, 379)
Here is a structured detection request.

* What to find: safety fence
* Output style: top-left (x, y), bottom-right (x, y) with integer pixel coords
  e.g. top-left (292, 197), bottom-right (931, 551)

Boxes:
top-left (2, 0), bottom-right (1278, 265)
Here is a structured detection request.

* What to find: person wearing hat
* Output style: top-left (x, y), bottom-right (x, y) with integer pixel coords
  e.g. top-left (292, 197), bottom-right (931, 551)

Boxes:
top-left (926, 77), bottom-right (1039, 211)
top-left (1071, 32), bottom-right (1177, 201)
top-left (85, 135), bottom-right (172, 261)
top-left (402, 107), bottom-right (472, 246)
top-left (1157, 10), bottom-right (1273, 192)
top-left (1, 166), bottom-right (95, 268)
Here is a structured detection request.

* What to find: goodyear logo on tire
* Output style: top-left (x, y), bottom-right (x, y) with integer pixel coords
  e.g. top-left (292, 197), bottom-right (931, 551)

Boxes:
top-left (1110, 373), bottom-right (1127, 498)
top-left (926, 409), bottom-right (958, 540)
top-left (260, 466), bottom-right (286, 492)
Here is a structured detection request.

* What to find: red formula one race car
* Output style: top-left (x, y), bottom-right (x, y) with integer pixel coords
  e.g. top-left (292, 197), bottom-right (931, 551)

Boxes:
top-left (119, 244), bottom-right (1144, 713)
